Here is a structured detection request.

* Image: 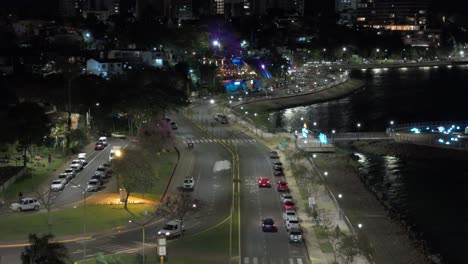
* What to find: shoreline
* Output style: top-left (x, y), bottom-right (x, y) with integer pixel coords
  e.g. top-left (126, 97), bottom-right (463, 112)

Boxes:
top-left (318, 60), bottom-right (468, 70)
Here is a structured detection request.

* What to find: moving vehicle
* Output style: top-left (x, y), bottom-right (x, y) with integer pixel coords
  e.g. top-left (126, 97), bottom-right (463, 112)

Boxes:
top-left (111, 132), bottom-right (126, 139)
top-left (170, 121), bottom-right (178, 130)
top-left (183, 176), bottom-right (194, 190)
top-left (98, 136), bottom-right (108, 146)
top-left (109, 146), bottom-right (122, 161)
top-left (50, 179), bottom-right (66, 191)
top-left (10, 198), bottom-right (40, 211)
top-left (95, 142), bottom-right (105, 150)
top-left (258, 176), bottom-right (271, 188)
top-left (158, 220), bottom-right (184, 238)
top-left (261, 218), bottom-right (277, 232)
top-left (288, 228), bottom-right (303, 243)
top-left (214, 113), bottom-right (228, 124)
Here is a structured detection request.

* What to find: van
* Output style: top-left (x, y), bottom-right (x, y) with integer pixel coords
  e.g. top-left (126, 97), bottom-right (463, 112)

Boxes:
top-left (78, 153), bottom-right (87, 165)
top-left (109, 146), bottom-right (122, 161)
top-left (98, 137), bottom-right (108, 146)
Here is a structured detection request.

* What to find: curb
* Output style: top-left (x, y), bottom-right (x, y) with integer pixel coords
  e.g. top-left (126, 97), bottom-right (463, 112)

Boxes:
top-left (159, 146), bottom-right (180, 203)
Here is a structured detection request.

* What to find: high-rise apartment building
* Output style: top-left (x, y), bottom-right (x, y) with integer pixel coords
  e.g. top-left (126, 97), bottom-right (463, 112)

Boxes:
top-left (354, 0), bottom-right (429, 31)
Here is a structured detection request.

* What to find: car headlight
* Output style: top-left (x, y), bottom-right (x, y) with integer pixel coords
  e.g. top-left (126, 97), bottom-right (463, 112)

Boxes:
top-left (157, 231), bottom-right (162, 235)
top-left (165, 232), bottom-right (170, 236)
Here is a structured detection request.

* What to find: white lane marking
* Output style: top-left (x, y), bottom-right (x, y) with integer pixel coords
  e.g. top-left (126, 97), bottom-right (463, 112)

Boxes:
top-left (244, 257), bottom-right (249, 264)
top-left (289, 258), bottom-right (294, 264)
top-left (297, 258), bottom-right (303, 264)
top-left (253, 257), bottom-right (258, 264)
top-left (213, 160), bottom-right (231, 172)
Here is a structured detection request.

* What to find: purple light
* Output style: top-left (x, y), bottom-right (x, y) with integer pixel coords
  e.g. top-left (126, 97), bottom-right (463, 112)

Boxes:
top-left (261, 64), bottom-right (265, 69)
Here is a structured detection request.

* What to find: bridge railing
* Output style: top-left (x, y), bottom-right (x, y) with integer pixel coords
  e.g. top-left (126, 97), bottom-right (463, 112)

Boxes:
top-left (391, 121), bottom-right (468, 131)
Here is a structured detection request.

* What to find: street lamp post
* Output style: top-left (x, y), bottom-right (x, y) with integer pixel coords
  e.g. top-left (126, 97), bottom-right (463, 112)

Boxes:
top-left (337, 193), bottom-right (343, 220)
top-left (332, 129), bottom-right (336, 144)
top-left (71, 184), bottom-right (87, 259)
top-left (129, 220), bottom-right (148, 264)
top-left (357, 123), bottom-right (361, 141)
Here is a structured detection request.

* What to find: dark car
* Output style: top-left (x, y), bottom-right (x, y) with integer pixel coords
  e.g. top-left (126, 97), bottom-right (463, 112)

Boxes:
top-left (269, 151), bottom-right (279, 159)
top-left (274, 170), bottom-right (284, 177)
top-left (262, 218), bottom-right (277, 232)
top-left (273, 161), bottom-right (283, 166)
top-left (95, 142), bottom-right (105, 150)
top-left (91, 175), bottom-right (104, 185)
top-left (274, 165), bottom-right (283, 171)
top-left (170, 121), bottom-right (178, 130)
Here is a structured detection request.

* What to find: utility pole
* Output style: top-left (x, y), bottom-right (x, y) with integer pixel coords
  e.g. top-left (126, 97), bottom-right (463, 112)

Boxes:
top-left (66, 78), bottom-right (72, 153)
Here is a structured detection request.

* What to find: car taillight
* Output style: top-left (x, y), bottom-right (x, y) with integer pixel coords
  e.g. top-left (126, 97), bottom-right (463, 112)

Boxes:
top-left (267, 181), bottom-right (270, 183)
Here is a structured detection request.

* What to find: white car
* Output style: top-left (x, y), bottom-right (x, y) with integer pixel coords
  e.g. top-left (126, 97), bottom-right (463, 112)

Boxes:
top-left (58, 173), bottom-right (72, 183)
top-left (98, 136), bottom-right (108, 146)
top-left (71, 159), bottom-right (83, 170)
top-left (158, 220), bottom-right (184, 238)
top-left (183, 176), bottom-right (194, 190)
top-left (281, 193), bottom-right (293, 203)
top-left (86, 179), bottom-right (100, 192)
top-left (285, 218), bottom-right (300, 231)
top-left (64, 168), bottom-right (76, 178)
top-left (111, 132), bottom-right (126, 139)
top-left (50, 179), bottom-right (66, 191)
top-left (283, 210), bottom-right (298, 222)
top-left (78, 153), bottom-right (88, 165)
top-left (10, 198), bottom-right (40, 211)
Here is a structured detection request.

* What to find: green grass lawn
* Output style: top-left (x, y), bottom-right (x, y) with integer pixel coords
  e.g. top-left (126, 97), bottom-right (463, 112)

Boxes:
top-left (0, 204), bottom-right (154, 240)
top-left (78, 220), bottom-right (231, 264)
top-left (128, 151), bottom-right (177, 201)
top-left (2, 157), bottom-right (66, 200)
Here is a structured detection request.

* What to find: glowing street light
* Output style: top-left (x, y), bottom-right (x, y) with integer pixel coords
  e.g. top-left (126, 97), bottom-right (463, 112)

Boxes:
top-left (358, 223), bottom-right (363, 229)
top-left (212, 40), bottom-right (220, 47)
top-left (342, 47), bottom-right (347, 52)
top-left (357, 123), bottom-right (361, 141)
top-left (210, 99), bottom-right (215, 104)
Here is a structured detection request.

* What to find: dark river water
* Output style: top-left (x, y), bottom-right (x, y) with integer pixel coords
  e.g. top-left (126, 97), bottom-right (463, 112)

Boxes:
top-left (275, 65), bottom-right (468, 264)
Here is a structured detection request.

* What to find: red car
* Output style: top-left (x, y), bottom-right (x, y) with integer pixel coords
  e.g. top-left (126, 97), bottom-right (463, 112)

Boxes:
top-left (258, 176), bottom-right (271, 188)
top-left (282, 200), bottom-right (296, 210)
top-left (277, 180), bottom-right (289, 192)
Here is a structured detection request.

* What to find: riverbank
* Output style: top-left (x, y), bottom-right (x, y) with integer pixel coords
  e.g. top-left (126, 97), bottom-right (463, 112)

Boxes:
top-left (321, 60), bottom-right (468, 70)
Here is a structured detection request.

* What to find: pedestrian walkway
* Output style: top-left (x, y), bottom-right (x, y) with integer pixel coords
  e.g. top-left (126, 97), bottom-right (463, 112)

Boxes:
top-left (242, 256), bottom-right (308, 264)
top-left (181, 138), bottom-right (257, 144)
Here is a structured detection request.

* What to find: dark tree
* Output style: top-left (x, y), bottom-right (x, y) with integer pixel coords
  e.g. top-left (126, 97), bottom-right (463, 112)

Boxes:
top-left (21, 233), bottom-right (70, 264)
top-left (3, 102), bottom-right (52, 167)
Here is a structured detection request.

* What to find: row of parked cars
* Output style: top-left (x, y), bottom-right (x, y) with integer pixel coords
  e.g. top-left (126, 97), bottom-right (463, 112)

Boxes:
top-left (50, 153), bottom-right (88, 191)
top-left (259, 150), bottom-right (303, 243)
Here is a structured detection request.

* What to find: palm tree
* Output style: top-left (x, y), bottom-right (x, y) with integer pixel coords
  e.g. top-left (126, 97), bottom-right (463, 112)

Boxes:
top-left (21, 233), bottom-right (70, 264)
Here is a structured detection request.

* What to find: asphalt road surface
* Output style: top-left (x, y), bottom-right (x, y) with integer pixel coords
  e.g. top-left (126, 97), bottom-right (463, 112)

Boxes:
top-left (194, 100), bottom-right (310, 264)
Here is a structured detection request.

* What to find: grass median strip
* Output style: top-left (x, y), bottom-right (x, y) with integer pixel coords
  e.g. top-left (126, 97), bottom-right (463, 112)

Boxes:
top-left (0, 204), bottom-right (153, 241)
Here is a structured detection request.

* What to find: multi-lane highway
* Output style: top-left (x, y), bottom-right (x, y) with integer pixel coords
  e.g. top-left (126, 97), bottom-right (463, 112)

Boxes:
top-left (193, 100), bottom-right (310, 264)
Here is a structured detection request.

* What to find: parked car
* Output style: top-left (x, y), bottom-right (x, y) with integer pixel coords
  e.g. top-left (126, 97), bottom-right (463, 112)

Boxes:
top-left (273, 161), bottom-right (283, 166)
top-left (94, 166), bottom-right (109, 178)
top-left (91, 175), bottom-right (104, 185)
top-left (277, 180), bottom-right (289, 192)
top-left (70, 159), bottom-right (83, 171)
top-left (282, 200), bottom-right (296, 210)
top-left (269, 151), bottom-right (279, 159)
top-left (285, 219), bottom-right (301, 231)
top-left (274, 165), bottom-right (283, 171)
top-left (281, 194), bottom-right (293, 203)
top-left (111, 132), bottom-right (127, 139)
top-left (283, 210), bottom-right (298, 222)
top-left (261, 218), bottom-right (277, 232)
top-left (170, 121), bottom-right (178, 130)
top-left (10, 198), bottom-right (40, 211)
top-left (258, 176), bottom-right (271, 188)
top-left (86, 179), bottom-right (100, 192)
top-left (50, 179), bottom-right (66, 191)
top-left (58, 173), bottom-right (72, 183)
top-left (158, 220), bottom-right (184, 238)
top-left (288, 228), bottom-right (303, 243)
top-left (78, 153), bottom-right (88, 165)
top-left (273, 170), bottom-right (284, 177)
top-left (64, 168), bottom-right (76, 178)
